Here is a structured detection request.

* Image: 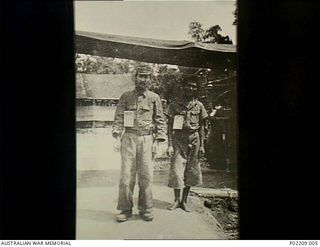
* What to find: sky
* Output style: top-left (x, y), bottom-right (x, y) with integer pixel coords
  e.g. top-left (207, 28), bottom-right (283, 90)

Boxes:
top-left (75, 0), bottom-right (237, 44)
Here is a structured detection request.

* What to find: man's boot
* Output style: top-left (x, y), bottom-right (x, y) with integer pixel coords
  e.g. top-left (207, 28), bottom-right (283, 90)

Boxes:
top-left (180, 186), bottom-right (191, 212)
top-left (139, 211), bottom-right (154, 221)
top-left (116, 210), bottom-right (132, 222)
top-left (168, 189), bottom-right (181, 210)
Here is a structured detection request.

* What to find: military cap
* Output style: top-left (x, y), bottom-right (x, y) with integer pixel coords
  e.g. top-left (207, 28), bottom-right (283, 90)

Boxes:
top-left (136, 64), bottom-right (153, 75)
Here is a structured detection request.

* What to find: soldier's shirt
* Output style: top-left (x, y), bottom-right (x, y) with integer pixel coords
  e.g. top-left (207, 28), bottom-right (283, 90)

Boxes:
top-left (112, 89), bottom-right (166, 141)
top-left (166, 98), bottom-right (208, 130)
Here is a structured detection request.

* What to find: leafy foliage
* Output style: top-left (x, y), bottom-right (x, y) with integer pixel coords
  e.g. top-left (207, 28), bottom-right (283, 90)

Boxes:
top-left (152, 65), bottom-right (183, 102)
top-left (233, 7), bottom-right (237, 26)
top-left (188, 21), bottom-right (205, 42)
top-left (188, 21), bottom-right (233, 44)
top-left (75, 54), bottom-right (130, 74)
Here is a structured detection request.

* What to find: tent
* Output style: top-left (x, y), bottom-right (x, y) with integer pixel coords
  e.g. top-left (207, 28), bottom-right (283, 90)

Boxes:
top-left (75, 31), bottom-right (237, 69)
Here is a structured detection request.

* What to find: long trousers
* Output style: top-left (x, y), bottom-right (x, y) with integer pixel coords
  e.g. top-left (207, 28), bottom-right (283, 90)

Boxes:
top-left (117, 132), bottom-right (153, 213)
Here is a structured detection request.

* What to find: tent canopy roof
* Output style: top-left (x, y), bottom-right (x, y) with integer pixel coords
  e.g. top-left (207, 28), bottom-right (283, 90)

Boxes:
top-left (76, 30), bottom-right (237, 69)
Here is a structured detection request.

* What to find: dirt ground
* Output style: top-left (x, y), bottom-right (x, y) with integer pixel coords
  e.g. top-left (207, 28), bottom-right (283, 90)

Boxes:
top-left (77, 127), bottom-right (238, 239)
top-left (153, 158), bottom-right (239, 239)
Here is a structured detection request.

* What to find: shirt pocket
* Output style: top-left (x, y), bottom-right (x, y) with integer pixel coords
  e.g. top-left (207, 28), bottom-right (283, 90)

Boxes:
top-left (138, 103), bottom-right (153, 122)
top-left (140, 104), bottom-right (151, 111)
top-left (189, 109), bottom-right (200, 124)
top-left (125, 95), bottom-right (138, 110)
top-left (127, 105), bottom-right (137, 111)
top-left (126, 100), bottom-right (137, 110)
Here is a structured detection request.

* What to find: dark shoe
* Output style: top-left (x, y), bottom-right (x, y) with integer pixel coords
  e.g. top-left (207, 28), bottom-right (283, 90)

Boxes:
top-left (116, 210), bottom-right (132, 222)
top-left (180, 202), bottom-right (191, 212)
top-left (139, 212), bottom-right (154, 221)
top-left (167, 200), bottom-right (180, 210)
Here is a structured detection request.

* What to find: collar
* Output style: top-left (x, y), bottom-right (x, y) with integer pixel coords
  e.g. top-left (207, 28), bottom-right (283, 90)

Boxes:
top-left (134, 89), bottom-right (149, 97)
top-left (177, 97), bottom-right (197, 108)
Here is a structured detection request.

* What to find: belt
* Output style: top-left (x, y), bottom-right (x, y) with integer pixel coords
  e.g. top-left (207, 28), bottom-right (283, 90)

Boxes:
top-left (125, 128), bottom-right (153, 136)
top-left (175, 129), bottom-right (198, 134)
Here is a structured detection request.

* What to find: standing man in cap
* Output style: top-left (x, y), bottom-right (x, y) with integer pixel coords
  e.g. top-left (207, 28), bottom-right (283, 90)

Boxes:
top-left (166, 74), bottom-right (208, 212)
top-left (112, 64), bottom-right (166, 222)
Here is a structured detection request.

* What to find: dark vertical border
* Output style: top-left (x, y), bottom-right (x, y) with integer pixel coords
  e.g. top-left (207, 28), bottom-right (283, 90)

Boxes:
top-left (1, 0), bottom-right (76, 239)
top-left (238, 0), bottom-right (320, 239)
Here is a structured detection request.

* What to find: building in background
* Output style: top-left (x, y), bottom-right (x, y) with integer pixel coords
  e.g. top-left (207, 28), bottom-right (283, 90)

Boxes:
top-left (76, 73), bottom-right (135, 128)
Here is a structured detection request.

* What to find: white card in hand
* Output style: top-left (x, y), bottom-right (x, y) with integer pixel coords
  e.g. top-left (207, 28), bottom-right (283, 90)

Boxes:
top-left (124, 111), bottom-right (134, 127)
top-left (173, 115), bottom-right (184, 129)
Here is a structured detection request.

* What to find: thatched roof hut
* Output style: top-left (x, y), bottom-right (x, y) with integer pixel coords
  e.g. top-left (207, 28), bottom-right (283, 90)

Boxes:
top-left (76, 73), bottom-right (135, 99)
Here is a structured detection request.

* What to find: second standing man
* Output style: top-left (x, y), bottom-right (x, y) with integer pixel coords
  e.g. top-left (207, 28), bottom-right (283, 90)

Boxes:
top-left (166, 74), bottom-right (208, 212)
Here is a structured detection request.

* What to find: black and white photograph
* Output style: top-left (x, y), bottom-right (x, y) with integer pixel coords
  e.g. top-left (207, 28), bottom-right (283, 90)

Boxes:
top-left (3, 0), bottom-right (320, 242)
top-left (75, 0), bottom-right (238, 240)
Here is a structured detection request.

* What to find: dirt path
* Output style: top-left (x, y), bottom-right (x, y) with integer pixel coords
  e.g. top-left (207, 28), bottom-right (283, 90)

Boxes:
top-left (76, 128), bottom-right (230, 239)
top-left (77, 183), bottom-right (226, 239)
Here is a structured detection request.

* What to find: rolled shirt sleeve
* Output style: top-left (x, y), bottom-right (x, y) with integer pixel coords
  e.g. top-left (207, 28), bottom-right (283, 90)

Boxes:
top-left (199, 101), bottom-right (209, 120)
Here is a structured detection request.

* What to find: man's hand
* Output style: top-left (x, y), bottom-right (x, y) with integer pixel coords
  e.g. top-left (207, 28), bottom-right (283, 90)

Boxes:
top-left (199, 146), bottom-right (205, 158)
top-left (113, 137), bottom-right (121, 152)
top-left (166, 146), bottom-right (174, 157)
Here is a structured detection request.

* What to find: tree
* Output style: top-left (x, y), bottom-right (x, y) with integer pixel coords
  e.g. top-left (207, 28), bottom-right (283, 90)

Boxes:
top-left (233, 5), bottom-right (237, 26)
top-left (188, 22), bottom-right (233, 44)
top-left (154, 65), bottom-right (182, 102)
top-left (188, 21), bottom-right (205, 42)
top-left (203, 25), bottom-right (222, 43)
top-left (75, 54), bottom-right (132, 74)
